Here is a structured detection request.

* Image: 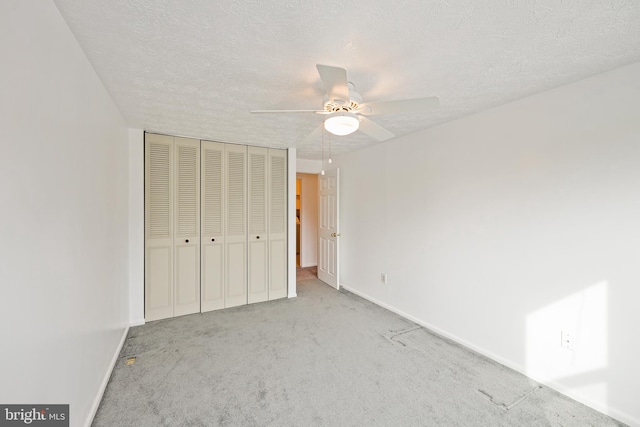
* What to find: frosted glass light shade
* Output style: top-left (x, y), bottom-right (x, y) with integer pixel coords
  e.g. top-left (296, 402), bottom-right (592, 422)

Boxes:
top-left (324, 112), bottom-right (359, 136)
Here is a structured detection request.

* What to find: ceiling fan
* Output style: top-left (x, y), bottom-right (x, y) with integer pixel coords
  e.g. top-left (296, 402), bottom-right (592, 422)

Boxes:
top-left (251, 64), bottom-right (439, 143)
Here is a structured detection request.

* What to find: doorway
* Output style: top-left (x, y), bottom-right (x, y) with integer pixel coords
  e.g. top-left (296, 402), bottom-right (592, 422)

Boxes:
top-left (296, 173), bottom-right (319, 280)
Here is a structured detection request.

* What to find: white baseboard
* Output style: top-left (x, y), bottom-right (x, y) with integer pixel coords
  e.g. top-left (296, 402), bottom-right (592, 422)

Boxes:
top-left (340, 283), bottom-right (639, 427)
top-left (130, 318), bottom-right (145, 327)
top-left (84, 326), bottom-right (129, 427)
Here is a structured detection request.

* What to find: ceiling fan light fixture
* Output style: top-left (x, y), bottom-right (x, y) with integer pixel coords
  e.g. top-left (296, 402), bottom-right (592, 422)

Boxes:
top-left (324, 112), bottom-right (359, 136)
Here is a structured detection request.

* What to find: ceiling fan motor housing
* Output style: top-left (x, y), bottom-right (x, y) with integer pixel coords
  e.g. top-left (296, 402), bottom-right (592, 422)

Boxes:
top-left (323, 87), bottom-right (363, 113)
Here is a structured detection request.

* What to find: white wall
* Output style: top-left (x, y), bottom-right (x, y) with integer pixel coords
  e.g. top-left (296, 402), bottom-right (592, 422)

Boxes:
top-left (129, 129), bottom-right (145, 325)
top-left (296, 158), bottom-right (322, 174)
top-left (333, 62), bottom-right (640, 426)
top-left (297, 173), bottom-right (318, 267)
top-left (0, 2), bottom-right (130, 426)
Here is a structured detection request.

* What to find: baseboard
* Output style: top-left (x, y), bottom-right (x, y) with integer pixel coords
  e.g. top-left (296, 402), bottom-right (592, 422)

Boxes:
top-left (130, 318), bottom-right (145, 327)
top-left (299, 263), bottom-right (317, 268)
top-left (287, 292), bottom-right (297, 298)
top-left (340, 283), bottom-right (639, 427)
top-left (84, 326), bottom-right (129, 427)
top-left (525, 373), bottom-right (639, 427)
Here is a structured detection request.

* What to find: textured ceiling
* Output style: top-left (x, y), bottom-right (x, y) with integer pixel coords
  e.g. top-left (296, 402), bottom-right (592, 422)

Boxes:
top-left (54, 0), bottom-right (640, 159)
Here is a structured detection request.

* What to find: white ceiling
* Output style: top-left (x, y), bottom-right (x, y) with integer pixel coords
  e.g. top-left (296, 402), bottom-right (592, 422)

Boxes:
top-left (54, 1), bottom-right (640, 159)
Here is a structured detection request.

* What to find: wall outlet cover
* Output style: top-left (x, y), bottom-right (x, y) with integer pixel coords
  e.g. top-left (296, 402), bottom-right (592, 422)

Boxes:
top-left (561, 330), bottom-right (575, 351)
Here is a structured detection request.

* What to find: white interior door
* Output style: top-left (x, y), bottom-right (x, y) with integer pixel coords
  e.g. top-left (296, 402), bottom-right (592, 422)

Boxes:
top-left (268, 149), bottom-right (287, 300)
top-left (145, 134), bottom-right (174, 321)
top-left (201, 141), bottom-right (225, 312)
top-left (248, 146), bottom-right (268, 303)
top-left (173, 137), bottom-right (200, 316)
top-left (225, 144), bottom-right (248, 308)
top-left (318, 168), bottom-right (339, 289)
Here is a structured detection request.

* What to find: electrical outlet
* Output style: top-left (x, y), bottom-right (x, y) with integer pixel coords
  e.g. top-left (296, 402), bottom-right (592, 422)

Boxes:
top-left (380, 273), bottom-right (387, 285)
top-left (561, 330), bottom-right (575, 351)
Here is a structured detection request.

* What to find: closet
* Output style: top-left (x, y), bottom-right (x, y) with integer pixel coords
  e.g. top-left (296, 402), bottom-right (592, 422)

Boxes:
top-left (145, 133), bottom-right (287, 321)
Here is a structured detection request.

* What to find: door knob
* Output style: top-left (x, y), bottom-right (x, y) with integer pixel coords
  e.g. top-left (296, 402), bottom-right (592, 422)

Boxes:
top-left (211, 238), bottom-right (215, 242)
top-left (256, 236), bottom-right (260, 239)
top-left (185, 239), bottom-right (189, 243)
top-left (331, 232), bottom-right (341, 237)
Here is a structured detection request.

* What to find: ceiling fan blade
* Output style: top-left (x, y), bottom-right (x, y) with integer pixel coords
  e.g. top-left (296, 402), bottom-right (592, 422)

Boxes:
top-left (300, 124), bottom-right (324, 145)
top-left (357, 96), bottom-right (439, 116)
top-left (358, 116), bottom-right (395, 141)
top-left (251, 109), bottom-right (327, 114)
top-left (316, 64), bottom-right (350, 104)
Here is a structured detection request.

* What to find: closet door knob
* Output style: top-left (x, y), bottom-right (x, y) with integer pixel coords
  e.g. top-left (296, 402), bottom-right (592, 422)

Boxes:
top-left (256, 236), bottom-right (260, 239)
top-left (211, 238), bottom-right (215, 242)
top-left (185, 239), bottom-right (189, 243)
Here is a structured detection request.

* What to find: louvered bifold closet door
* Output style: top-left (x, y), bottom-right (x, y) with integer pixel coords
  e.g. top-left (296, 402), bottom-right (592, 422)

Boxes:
top-left (224, 144), bottom-right (248, 308)
top-left (248, 147), bottom-right (269, 303)
top-left (268, 149), bottom-right (288, 300)
top-left (201, 141), bottom-right (225, 312)
top-left (145, 134), bottom-right (174, 321)
top-left (173, 137), bottom-right (201, 316)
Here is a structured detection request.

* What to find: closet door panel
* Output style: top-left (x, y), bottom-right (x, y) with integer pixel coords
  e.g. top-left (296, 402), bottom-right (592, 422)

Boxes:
top-left (202, 243), bottom-right (223, 310)
top-left (226, 242), bottom-right (246, 303)
top-left (201, 141), bottom-right (226, 312)
top-left (174, 137), bottom-right (200, 316)
top-left (268, 149), bottom-right (288, 300)
top-left (145, 134), bottom-right (174, 321)
top-left (248, 242), bottom-right (267, 303)
top-left (146, 244), bottom-right (173, 319)
top-left (225, 144), bottom-right (247, 308)
top-left (174, 243), bottom-right (199, 314)
top-left (269, 239), bottom-right (286, 298)
top-left (248, 147), bottom-right (268, 303)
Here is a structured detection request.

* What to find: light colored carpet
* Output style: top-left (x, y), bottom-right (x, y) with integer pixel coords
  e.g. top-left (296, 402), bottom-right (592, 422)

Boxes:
top-left (93, 279), bottom-right (626, 426)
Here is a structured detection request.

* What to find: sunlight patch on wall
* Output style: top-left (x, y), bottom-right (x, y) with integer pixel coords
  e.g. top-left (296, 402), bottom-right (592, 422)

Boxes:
top-left (525, 281), bottom-right (608, 403)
